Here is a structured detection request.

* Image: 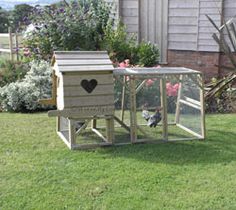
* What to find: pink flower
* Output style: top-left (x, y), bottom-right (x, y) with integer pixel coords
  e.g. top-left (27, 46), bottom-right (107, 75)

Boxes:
top-left (173, 83), bottom-right (179, 90)
top-left (119, 62), bottom-right (127, 68)
top-left (118, 59), bottom-right (130, 68)
top-left (166, 82), bottom-right (179, 96)
top-left (146, 79), bottom-right (155, 87)
top-left (23, 48), bottom-right (31, 57)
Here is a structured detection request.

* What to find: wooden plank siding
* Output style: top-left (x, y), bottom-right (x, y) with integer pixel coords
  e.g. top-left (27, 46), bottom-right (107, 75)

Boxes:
top-left (198, 0), bottom-right (222, 52)
top-left (224, 0), bottom-right (236, 20)
top-left (120, 0), bottom-right (139, 36)
top-left (139, 0), bottom-right (169, 63)
top-left (168, 0), bottom-right (199, 51)
top-left (168, 0), bottom-right (223, 52)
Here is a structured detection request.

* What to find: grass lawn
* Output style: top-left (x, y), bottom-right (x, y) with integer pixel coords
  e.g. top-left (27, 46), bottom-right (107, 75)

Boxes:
top-left (0, 112), bottom-right (236, 209)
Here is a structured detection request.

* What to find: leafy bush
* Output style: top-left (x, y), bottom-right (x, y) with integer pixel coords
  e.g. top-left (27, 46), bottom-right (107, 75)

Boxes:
top-left (0, 60), bottom-right (29, 87)
top-left (0, 60), bottom-right (52, 112)
top-left (103, 23), bottom-right (159, 66)
top-left (102, 22), bottom-right (137, 63)
top-left (22, 0), bottom-right (111, 60)
top-left (136, 42), bottom-right (159, 67)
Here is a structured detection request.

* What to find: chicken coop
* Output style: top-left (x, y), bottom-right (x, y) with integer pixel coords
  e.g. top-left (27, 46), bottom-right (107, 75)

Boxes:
top-left (113, 67), bottom-right (206, 144)
top-left (40, 51), bottom-right (115, 149)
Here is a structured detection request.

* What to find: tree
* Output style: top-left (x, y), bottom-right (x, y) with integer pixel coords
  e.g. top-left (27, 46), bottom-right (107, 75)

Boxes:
top-left (0, 6), bottom-right (9, 33)
top-left (10, 4), bottom-right (33, 31)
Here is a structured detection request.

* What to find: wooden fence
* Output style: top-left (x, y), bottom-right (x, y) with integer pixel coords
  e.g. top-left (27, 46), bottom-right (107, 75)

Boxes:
top-left (0, 27), bottom-right (21, 61)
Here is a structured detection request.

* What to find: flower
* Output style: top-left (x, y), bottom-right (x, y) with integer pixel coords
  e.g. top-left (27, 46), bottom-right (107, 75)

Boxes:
top-left (118, 59), bottom-right (130, 68)
top-left (23, 48), bottom-right (31, 57)
top-left (145, 79), bottom-right (154, 87)
top-left (166, 82), bottom-right (179, 96)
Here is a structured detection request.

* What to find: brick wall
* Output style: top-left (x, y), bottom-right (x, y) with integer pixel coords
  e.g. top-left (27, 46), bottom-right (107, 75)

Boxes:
top-left (167, 50), bottom-right (220, 81)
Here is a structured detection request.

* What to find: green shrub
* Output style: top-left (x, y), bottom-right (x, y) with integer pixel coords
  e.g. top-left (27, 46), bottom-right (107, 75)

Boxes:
top-left (22, 0), bottom-right (111, 60)
top-left (0, 60), bottom-right (52, 112)
top-left (102, 21), bottom-right (137, 63)
top-left (136, 42), bottom-right (159, 67)
top-left (103, 22), bottom-right (159, 66)
top-left (0, 60), bottom-right (29, 87)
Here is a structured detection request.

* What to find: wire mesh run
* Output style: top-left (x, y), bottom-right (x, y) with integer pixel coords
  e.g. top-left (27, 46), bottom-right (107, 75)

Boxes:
top-left (113, 67), bottom-right (205, 144)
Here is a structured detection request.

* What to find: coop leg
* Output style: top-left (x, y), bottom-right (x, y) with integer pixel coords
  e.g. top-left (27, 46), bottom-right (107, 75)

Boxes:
top-left (199, 74), bottom-right (206, 139)
top-left (129, 76), bottom-right (137, 143)
top-left (106, 117), bottom-right (114, 143)
top-left (175, 75), bottom-right (183, 124)
top-left (68, 119), bottom-right (76, 149)
top-left (120, 76), bottom-right (126, 122)
top-left (91, 119), bottom-right (97, 129)
top-left (56, 116), bottom-right (60, 132)
top-left (160, 77), bottom-right (168, 141)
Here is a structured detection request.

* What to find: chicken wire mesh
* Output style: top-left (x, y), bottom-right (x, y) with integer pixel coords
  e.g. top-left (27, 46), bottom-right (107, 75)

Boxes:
top-left (113, 68), bottom-right (204, 143)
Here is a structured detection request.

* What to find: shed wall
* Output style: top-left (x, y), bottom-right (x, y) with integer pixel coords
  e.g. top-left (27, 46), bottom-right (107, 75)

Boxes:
top-left (168, 0), bottom-right (222, 52)
top-left (120, 0), bottom-right (139, 36)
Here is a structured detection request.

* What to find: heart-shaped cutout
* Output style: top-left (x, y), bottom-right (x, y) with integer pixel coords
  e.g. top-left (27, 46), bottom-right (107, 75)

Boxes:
top-left (81, 79), bottom-right (98, 93)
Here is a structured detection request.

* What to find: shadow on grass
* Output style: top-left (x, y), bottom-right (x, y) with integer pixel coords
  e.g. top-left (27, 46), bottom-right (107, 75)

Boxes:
top-left (98, 129), bottom-right (236, 165)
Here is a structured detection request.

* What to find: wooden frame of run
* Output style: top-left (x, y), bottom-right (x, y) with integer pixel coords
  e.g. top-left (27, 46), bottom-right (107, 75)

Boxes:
top-left (113, 67), bottom-right (206, 144)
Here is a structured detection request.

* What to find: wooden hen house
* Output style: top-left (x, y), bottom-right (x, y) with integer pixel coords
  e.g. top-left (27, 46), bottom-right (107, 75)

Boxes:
top-left (43, 51), bottom-right (115, 149)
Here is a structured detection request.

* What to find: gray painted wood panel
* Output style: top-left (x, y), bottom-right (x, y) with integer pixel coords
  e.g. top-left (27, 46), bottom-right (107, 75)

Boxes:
top-left (168, 0), bottom-right (198, 51)
top-left (120, 0), bottom-right (139, 39)
top-left (64, 84), bottom-right (114, 97)
top-left (168, 0), bottom-right (222, 52)
top-left (198, 0), bottom-right (222, 52)
top-left (63, 95), bottom-right (114, 108)
top-left (224, 0), bottom-right (236, 20)
top-left (63, 74), bottom-right (113, 86)
top-left (139, 0), bottom-right (168, 63)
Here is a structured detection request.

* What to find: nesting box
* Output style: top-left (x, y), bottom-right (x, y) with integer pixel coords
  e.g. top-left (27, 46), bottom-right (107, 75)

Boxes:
top-left (44, 51), bottom-right (115, 149)
top-left (51, 51), bottom-right (115, 117)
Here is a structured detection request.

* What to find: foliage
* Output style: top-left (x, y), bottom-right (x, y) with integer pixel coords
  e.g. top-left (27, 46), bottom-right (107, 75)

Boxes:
top-left (9, 4), bottom-right (33, 32)
top-left (205, 76), bottom-right (236, 113)
top-left (22, 0), bottom-right (111, 60)
top-left (1, 113), bottom-right (236, 209)
top-left (102, 21), bottom-right (138, 63)
top-left (205, 15), bottom-right (236, 112)
top-left (136, 42), bottom-right (159, 67)
top-left (0, 7), bottom-right (9, 33)
top-left (0, 60), bottom-right (29, 87)
top-left (103, 22), bottom-right (159, 66)
top-left (0, 60), bottom-right (52, 112)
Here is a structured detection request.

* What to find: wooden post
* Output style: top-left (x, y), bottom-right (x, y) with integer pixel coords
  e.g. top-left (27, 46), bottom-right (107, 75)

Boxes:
top-left (106, 117), bottom-right (114, 143)
top-left (199, 74), bottom-right (206, 139)
top-left (68, 119), bottom-right (76, 149)
top-left (120, 76), bottom-right (126, 122)
top-left (129, 76), bottom-right (137, 143)
top-left (56, 116), bottom-right (60, 132)
top-left (160, 77), bottom-right (168, 141)
top-left (15, 32), bottom-right (19, 61)
top-left (91, 119), bottom-right (97, 129)
top-left (8, 27), bottom-right (14, 61)
top-left (175, 75), bottom-right (183, 124)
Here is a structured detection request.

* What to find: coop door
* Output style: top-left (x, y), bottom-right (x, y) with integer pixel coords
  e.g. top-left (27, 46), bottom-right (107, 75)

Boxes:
top-left (135, 77), bottom-right (163, 140)
top-left (173, 74), bottom-right (204, 139)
